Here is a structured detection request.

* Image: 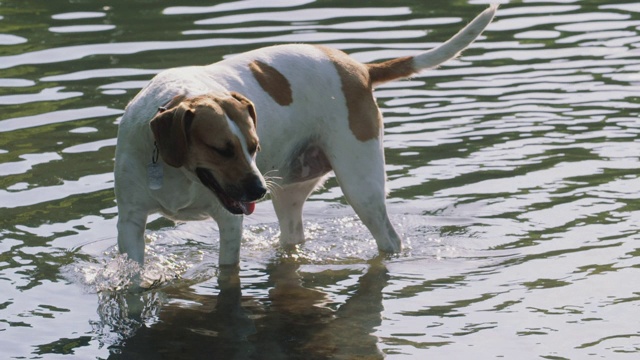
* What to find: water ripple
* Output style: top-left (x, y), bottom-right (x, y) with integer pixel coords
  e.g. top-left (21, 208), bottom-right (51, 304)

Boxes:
top-left (1, 1), bottom-right (639, 358)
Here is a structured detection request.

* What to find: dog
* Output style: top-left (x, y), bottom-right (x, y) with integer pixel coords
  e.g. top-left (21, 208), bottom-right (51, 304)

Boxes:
top-left (114, 5), bottom-right (497, 266)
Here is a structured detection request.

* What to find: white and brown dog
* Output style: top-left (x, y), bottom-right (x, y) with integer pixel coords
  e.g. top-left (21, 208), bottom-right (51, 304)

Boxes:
top-left (114, 6), bottom-right (497, 266)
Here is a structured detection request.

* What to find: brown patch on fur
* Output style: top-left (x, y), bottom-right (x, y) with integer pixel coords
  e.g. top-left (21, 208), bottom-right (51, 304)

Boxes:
top-left (228, 92), bottom-right (257, 127)
top-left (367, 56), bottom-right (415, 86)
top-left (315, 45), bottom-right (380, 142)
top-left (249, 60), bottom-right (293, 106)
top-left (216, 92), bottom-right (260, 154)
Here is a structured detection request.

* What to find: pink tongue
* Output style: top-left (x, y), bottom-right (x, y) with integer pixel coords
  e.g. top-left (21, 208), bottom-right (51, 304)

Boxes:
top-left (242, 202), bottom-right (256, 215)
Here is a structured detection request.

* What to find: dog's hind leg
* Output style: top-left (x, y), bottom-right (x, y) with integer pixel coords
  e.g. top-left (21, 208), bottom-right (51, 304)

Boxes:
top-left (329, 138), bottom-right (402, 253)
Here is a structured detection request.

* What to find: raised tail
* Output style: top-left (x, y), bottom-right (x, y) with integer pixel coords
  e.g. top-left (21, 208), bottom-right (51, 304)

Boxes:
top-left (367, 4), bottom-right (497, 87)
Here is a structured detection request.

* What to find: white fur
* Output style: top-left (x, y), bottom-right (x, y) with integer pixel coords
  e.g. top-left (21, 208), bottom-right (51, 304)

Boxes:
top-left (226, 114), bottom-right (253, 164)
top-left (114, 6), bottom-right (496, 266)
top-left (413, 4), bottom-right (497, 69)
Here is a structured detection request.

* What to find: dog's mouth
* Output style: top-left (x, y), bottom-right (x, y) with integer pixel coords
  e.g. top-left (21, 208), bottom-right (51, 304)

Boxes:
top-left (195, 167), bottom-right (256, 216)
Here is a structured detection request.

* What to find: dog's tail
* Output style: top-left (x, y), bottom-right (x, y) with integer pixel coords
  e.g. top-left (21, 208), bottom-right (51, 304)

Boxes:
top-left (367, 4), bottom-right (497, 87)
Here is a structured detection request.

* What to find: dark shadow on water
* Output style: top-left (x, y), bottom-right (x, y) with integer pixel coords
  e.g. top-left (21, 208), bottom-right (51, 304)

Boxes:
top-left (104, 257), bottom-right (389, 360)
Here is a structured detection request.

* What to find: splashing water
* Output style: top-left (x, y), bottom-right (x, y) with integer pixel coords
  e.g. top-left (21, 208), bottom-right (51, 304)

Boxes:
top-left (71, 212), bottom-right (464, 294)
top-left (74, 232), bottom-right (202, 293)
top-left (78, 253), bottom-right (141, 292)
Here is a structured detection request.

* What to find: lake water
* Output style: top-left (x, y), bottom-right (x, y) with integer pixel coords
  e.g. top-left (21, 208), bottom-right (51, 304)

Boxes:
top-left (1, 0), bottom-right (639, 358)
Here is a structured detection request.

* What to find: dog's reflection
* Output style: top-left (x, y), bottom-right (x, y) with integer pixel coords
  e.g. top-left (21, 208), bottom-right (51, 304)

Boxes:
top-left (100, 258), bottom-right (389, 359)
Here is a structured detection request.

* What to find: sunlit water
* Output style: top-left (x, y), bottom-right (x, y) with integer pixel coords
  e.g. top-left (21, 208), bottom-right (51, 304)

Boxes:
top-left (1, 0), bottom-right (639, 359)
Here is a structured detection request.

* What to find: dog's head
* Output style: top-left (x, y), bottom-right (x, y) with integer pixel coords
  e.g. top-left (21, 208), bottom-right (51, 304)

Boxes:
top-left (150, 92), bottom-right (266, 215)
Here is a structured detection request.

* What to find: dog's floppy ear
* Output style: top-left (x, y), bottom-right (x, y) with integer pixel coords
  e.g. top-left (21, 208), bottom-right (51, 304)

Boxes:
top-left (230, 91), bottom-right (257, 127)
top-left (149, 95), bottom-right (193, 168)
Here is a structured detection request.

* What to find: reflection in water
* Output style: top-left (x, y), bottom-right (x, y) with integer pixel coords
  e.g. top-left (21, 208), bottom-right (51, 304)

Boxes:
top-left (96, 257), bottom-right (388, 360)
top-left (1, 0), bottom-right (640, 358)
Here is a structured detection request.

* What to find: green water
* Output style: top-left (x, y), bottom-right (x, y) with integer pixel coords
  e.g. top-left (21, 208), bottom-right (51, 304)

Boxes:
top-left (1, 0), bottom-right (639, 358)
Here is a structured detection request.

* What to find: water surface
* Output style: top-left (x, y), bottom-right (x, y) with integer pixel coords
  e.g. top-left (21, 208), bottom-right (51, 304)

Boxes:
top-left (1, 0), bottom-right (639, 358)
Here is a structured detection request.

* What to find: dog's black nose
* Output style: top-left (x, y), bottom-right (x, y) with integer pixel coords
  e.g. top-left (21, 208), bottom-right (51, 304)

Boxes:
top-left (244, 177), bottom-right (267, 201)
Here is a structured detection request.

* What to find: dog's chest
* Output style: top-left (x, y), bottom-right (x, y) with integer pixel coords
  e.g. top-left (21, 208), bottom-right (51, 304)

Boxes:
top-left (152, 170), bottom-right (219, 221)
top-left (156, 192), bottom-right (217, 221)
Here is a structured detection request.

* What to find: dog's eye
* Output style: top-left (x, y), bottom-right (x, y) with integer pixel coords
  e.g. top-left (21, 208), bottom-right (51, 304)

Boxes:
top-left (210, 144), bottom-right (234, 158)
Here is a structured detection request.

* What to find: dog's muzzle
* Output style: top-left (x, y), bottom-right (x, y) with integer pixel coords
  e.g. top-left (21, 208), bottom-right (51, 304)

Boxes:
top-left (195, 167), bottom-right (266, 215)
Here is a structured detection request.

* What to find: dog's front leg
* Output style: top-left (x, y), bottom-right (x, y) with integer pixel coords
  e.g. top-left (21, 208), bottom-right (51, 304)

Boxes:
top-left (117, 208), bottom-right (148, 265)
top-left (214, 211), bottom-right (244, 266)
